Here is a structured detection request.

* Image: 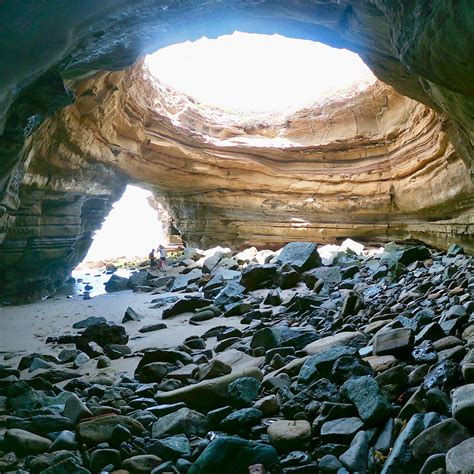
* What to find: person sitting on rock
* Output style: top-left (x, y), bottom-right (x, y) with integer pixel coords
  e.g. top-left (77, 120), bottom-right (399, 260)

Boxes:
top-left (148, 249), bottom-right (156, 269)
top-left (157, 244), bottom-right (167, 271)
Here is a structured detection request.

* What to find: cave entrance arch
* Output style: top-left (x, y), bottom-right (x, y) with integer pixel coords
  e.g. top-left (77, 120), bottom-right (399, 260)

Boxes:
top-left (81, 184), bottom-right (167, 265)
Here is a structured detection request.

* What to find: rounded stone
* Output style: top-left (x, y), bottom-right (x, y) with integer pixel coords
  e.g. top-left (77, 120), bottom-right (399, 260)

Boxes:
top-left (122, 454), bottom-right (162, 473)
top-left (267, 420), bottom-right (312, 451)
top-left (452, 384), bottom-right (474, 428)
top-left (77, 415), bottom-right (145, 446)
top-left (445, 438), bottom-right (474, 473)
top-left (253, 394), bottom-right (280, 415)
top-left (228, 376), bottom-right (261, 408)
top-left (5, 428), bottom-right (52, 455)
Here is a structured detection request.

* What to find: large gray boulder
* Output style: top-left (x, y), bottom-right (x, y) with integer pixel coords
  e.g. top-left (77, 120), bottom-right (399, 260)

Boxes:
top-left (276, 242), bottom-right (321, 272)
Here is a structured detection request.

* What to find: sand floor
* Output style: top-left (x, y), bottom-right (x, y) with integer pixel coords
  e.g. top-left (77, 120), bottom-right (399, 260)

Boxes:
top-left (0, 288), bottom-right (245, 380)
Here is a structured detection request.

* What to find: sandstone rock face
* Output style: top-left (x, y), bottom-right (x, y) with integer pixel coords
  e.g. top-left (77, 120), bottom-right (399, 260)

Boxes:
top-left (0, 2), bottom-right (472, 297)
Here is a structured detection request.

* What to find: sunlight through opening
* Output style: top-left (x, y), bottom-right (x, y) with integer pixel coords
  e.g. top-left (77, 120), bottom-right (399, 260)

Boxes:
top-left (145, 32), bottom-right (376, 113)
top-left (83, 185), bottom-right (165, 263)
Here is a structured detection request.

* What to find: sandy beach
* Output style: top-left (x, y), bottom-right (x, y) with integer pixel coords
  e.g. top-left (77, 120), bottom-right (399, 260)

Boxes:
top-left (0, 285), bottom-right (245, 382)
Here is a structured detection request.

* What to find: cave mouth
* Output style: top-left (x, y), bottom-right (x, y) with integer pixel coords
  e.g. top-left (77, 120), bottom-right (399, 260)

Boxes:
top-left (144, 32), bottom-right (376, 116)
top-left (78, 184), bottom-right (166, 267)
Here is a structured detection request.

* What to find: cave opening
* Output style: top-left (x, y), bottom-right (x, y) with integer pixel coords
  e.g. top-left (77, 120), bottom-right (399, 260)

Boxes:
top-left (78, 184), bottom-right (166, 267)
top-left (145, 31), bottom-right (376, 115)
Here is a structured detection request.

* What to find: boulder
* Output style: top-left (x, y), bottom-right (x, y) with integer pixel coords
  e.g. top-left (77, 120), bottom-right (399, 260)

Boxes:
top-left (136, 362), bottom-right (169, 383)
top-left (151, 408), bottom-right (207, 438)
top-left (410, 418), bottom-right (469, 460)
top-left (381, 244), bottom-right (431, 266)
top-left (169, 268), bottom-right (202, 291)
top-left (162, 297), bottom-right (212, 319)
top-left (79, 321), bottom-right (128, 346)
top-left (373, 328), bottom-right (415, 356)
top-left (341, 376), bottom-right (391, 425)
top-left (135, 348), bottom-right (193, 374)
top-left (276, 242), bottom-right (321, 272)
top-left (104, 274), bottom-right (129, 292)
top-left (445, 438), bottom-right (474, 474)
top-left (188, 436), bottom-right (278, 474)
top-left (5, 428), bottom-right (52, 454)
top-left (72, 316), bottom-right (107, 329)
top-left (214, 281), bottom-right (246, 306)
top-left (240, 264), bottom-right (278, 291)
top-left (128, 269), bottom-right (148, 287)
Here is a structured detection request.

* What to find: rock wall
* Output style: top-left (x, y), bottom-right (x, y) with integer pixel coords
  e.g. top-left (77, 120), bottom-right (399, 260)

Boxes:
top-left (0, 1), bottom-right (473, 296)
top-left (19, 64), bottom-right (471, 251)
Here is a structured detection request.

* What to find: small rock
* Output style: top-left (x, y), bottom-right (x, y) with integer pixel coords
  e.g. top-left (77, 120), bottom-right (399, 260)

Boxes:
top-left (373, 328), bottom-right (414, 356)
top-left (122, 454), bottom-right (162, 473)
top-left (267, 420), bottom-right (311, 451)
top-left (339, 430), bottom-right (368, 472)
top-left (198, 359), bottom-right (232, 380)
top-left (320, 417), bottom-right (364, 443)
top-left (152, 407), bottom-right (207, 438)
top-left (89, 448), bottom-right (121, 472)
top-left (228, 376), bottom-right (261, 407)
top-left (77, 415), bottom-right (145, 446)
top-left (220, 408), bottom-right (263, 433)
top-left (63, 393), bottom-right (93, 424)
top-left (254, 394), bottom-right (280, 415)
top-left (122, 306), bottom-right (144, 322)
top-left (139, 322), bottom-right (167, 333)
top-left (148, 434), bottom-right (191, 460)
top-left (5, 428), bottom-right (52, 454)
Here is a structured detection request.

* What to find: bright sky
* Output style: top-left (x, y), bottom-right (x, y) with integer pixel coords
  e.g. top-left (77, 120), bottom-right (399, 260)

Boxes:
top-left (145, 32), bottom-right (375, 112)
top-left (84, 185), bottom-right (165, 262)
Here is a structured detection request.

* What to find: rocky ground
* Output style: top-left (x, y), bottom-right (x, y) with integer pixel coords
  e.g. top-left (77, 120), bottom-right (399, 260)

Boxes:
top-left (0, 241), bottom-right (473, 473)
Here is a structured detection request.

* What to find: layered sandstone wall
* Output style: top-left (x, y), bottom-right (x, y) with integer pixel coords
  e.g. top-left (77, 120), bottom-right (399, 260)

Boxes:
top-left (6, 64), bottom-right (472, 272)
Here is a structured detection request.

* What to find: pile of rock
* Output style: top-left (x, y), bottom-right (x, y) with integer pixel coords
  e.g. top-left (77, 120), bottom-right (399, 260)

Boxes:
top-left (1, 241), bottom-right (473, 473)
